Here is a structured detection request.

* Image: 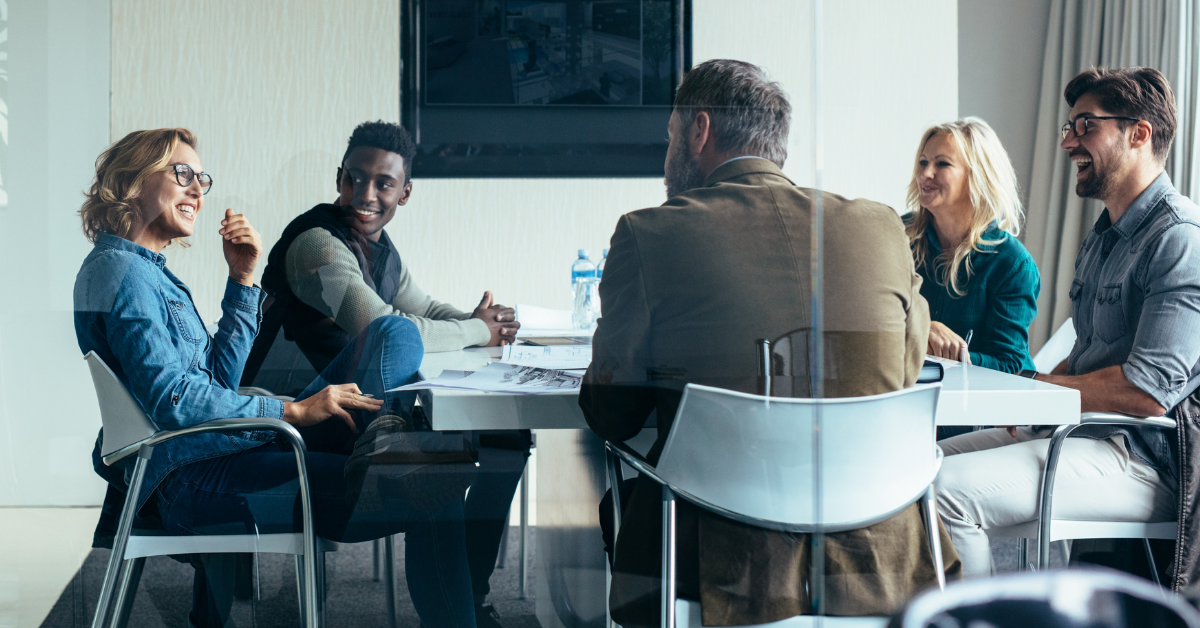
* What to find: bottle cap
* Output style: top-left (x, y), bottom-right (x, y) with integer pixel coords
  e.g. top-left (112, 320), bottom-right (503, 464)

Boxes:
top-left (578, 249), bottom-right (589, 258)
top-left (602, 248), bottom-right (610, 257)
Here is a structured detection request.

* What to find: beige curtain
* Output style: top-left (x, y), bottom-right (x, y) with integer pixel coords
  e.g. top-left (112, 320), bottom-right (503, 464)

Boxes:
top-left (1025, 0), bottom-right (1200, 352)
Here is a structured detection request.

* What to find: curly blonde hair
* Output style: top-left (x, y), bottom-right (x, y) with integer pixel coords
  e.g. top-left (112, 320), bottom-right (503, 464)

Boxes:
top-left (80, 128), bottom-right (198, 244)
top-left (904, 117), bottom-right (1023, 297)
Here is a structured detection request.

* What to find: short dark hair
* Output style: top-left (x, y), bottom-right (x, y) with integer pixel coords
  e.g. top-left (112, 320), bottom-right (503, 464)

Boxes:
top-left (1064, 67), bottom-right (1176, 163)
top-left (673, 59), bottom-right (791, 167)
top-left (342, 121), bottom-right (418, 181)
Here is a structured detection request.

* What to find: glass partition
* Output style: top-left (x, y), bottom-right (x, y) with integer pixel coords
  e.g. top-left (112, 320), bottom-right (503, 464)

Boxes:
top-left (0, 0), bottom-right (974, 626)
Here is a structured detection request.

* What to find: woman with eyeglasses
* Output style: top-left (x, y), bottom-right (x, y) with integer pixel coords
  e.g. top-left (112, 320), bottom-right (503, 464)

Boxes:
top-left (74, 128), bottom-right (477, 628)
top-left (904, 118), bottom-right (1040, 434)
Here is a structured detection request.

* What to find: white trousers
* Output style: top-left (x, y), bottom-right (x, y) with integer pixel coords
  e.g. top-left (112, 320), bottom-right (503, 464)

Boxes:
top-left (935, 427), bottom-right (1176, 577)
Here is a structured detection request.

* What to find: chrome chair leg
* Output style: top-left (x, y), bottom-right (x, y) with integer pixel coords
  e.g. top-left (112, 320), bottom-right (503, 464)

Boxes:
top-left (1037, 424), bottom-right (1079, 569)
top-left (373, 538), bottom-right (382, 582)
top-left (108, 556), bottom-right (145, 628)
top-left (316, 552), bottom-right (327, 627)
top-left (923, 485), bottom-right (946, 590)
top-left (661, 486), bottom-right (677, 628)
top-left (385, 535), bottom-right (398, 628)
top-left (93, 448), bottom-right (151, 628)
top-left (519, 463), bottom-right (529, 599)
top-left (295, 555), bottom-right (306, 626)
top-left (606, 448), bottom-right (624, 628)
top-left (496, 512), bottom-right (510, 570)
top-left (1144, 539), bottom-right (1162, 586)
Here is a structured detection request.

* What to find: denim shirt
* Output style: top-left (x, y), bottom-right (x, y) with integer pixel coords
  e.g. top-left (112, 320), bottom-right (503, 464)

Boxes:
top-left (1069, 172), bottom-right (1200, 480)
top-left (75, 233), bottom-right (285, 510)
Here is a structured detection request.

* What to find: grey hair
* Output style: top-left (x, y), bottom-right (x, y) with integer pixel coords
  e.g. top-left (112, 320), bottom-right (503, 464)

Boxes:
top-left (673, 59), bottom-right (791, 167)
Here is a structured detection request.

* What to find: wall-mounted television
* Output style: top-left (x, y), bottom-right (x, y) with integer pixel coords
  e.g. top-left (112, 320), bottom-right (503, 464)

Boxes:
top-left (402, 0), bottom-right (692, 177)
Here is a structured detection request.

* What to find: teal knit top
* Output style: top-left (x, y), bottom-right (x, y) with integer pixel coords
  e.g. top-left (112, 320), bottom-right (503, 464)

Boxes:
top-left (907, 216), bottom-right (1041, 374)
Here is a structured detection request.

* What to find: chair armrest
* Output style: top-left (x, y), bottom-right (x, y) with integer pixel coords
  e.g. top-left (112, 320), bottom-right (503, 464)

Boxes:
top-left (103, 418), bottom-right (304, 466)
top-left (1080, 412), bottom-right (1176, 430)
top-left (1035, 411), bottom-right (1176, 567)
top-left (605, 440), bottom-right (669, 487)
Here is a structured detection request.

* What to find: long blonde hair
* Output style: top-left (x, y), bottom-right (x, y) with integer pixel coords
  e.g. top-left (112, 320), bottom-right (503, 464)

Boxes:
top-left (905, 117), bottom-right (1023, 296)
top-left (80, 128), bottom-right (197, 244)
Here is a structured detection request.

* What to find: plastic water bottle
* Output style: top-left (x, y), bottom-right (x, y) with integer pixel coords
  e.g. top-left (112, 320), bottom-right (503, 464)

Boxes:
top-left (597, 248), bottom-right (609, 279)
top-left (571, 249), bottom-right (596, 288)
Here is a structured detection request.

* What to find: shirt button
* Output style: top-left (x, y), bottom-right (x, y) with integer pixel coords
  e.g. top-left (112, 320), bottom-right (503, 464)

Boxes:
top-left (172, 395), bottom-right (179, 403)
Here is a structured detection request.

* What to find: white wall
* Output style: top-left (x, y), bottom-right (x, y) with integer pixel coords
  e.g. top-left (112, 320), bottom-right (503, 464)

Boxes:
top-left (0, 0), bottom-right (111, 505)
top-left (0, 0), bottom-right (957, 505)
top-left (116, 0), bottom-right (957, 324)
top-left (958, 0), bottom-right (1053, 208)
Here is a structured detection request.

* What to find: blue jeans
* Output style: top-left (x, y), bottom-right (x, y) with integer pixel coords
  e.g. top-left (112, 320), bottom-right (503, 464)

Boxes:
top-left (156, 317), bottom-right (476, 628)
top-left (465, 431), bottom-right (531, 603)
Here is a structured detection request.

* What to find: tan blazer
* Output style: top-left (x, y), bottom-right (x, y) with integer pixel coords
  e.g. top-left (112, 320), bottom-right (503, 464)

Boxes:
top-left (581, 158), bottom-right (960, 626)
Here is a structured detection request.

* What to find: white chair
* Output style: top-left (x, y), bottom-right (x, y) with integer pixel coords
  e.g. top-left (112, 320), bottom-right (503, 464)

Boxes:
top-left (606, 382), bottom-right (946, 628)
top-left (85, 351), bottom-right (331, 628)
top-left (891, 569), bottom-right (1200, 627)
top-left (986, 412), bottom-right (1177, 582)
top-left (1032, 317), bottom-right (1076, 374)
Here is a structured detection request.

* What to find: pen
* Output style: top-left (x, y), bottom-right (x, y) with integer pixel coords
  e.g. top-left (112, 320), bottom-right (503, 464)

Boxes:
top-left (961, 330), bottom-right (974, 364)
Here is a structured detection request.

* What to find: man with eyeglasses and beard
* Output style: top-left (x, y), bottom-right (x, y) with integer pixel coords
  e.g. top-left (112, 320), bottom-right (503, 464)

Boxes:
top-left (935, 67), bottom-right (1200, 583)
top-left (580, 59), bottom-right (960, 626)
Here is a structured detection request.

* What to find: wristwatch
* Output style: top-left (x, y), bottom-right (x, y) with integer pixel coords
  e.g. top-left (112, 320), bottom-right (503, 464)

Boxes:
top-left (1017, 369), bottom-right (1039, 380)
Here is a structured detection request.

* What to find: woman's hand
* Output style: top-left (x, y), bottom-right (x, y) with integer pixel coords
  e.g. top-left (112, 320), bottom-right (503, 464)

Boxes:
top-left (928, 320), bottom-right (970, 362)
top-left (220, 208), bottom-right (263, 286)
top-left (282, 383), bottom-right (383, 433)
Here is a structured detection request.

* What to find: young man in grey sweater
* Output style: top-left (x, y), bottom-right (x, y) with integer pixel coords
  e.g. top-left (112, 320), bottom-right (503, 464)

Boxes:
top-left (251, 121), bottom-right (527, 626)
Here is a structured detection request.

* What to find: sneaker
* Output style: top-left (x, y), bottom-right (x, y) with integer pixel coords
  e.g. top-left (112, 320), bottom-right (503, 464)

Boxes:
top-left (344, 415), bottom-right (411, 509)
top-left (343, 415), bottom-right (478, 512)
top-left (475, 603), bottom-right (504, 628)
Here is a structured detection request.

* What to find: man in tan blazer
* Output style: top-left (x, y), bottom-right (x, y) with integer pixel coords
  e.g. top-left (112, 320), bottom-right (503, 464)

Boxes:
top-left (580, 59), bottom-right (960, 626)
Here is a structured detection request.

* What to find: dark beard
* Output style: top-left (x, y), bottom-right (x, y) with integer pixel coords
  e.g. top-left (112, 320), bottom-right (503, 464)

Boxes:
top-left (1075, 163), bottom-right (1113, 199)
top-left (664, 138), bottom-right (707, 199)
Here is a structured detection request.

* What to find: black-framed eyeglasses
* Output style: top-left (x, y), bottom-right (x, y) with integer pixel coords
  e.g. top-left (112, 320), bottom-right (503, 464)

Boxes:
top-left (171, 164), bottom-right (213, 195)
top-left (1061, 115), bottom-right (1141, 140)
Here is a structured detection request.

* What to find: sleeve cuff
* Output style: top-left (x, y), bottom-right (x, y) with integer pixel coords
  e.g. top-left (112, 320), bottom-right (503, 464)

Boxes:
top-left (465, 317), bottom-right (491, 346)
top-left (224, 278), bottom-right (265, 314)
top-left (259, 396), bottom-right (285, 420)
top-left (1122, 359), bottom-right (1185, 410)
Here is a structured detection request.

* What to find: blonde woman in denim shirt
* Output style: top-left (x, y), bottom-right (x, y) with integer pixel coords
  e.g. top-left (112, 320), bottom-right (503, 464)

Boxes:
top-left (74, 129), bottom-right (477, 628)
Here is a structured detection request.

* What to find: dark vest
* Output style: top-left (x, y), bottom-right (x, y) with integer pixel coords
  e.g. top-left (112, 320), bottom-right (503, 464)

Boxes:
top-left (243, 204), bottom-right (402, 382)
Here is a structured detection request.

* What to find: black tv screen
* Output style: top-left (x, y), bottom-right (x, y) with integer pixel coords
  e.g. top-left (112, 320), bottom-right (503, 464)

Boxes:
top-left (403, 0), bottom-right (692, 177)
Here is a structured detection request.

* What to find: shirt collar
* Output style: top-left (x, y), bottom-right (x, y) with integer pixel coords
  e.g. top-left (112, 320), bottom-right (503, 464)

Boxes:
top-left (95, 232), bottom-right (167, 269)
top-left (1098, 171), bottom-right (1172, 238)
top-left (713, 155), bottom-right (759, 170)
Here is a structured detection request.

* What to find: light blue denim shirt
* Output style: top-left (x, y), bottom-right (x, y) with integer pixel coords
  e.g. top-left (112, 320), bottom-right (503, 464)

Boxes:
top-left (75, 232), bottom-right (285, 510)
top-left (1068, 172), bottom-right (1200, 479)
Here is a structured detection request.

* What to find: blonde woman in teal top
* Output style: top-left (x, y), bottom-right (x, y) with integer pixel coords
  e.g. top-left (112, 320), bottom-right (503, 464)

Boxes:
top-left (904, 117), bottom-right (1040, 375)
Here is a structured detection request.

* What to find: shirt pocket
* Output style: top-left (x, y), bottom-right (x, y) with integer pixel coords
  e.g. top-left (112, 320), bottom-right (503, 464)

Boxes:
top-left (166, 298), bottom-right (207, 344)
top-left (1069, 279), bottom-right (1084, 302)
top-left (1093, 283), bottom-right (1128, 344)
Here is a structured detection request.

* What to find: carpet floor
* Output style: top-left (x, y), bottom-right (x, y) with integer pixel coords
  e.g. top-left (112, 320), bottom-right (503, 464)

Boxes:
top-left (38, 526), bottom-right (1059, 627)
top-left (39, 527), bottom-right (538, 628)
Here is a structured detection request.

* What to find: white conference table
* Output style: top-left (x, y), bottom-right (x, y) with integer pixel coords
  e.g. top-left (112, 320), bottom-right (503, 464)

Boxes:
top-left (415, 348), bottom-right (1080, 628)
top-left (418, 349), bottom-right (1081, 430)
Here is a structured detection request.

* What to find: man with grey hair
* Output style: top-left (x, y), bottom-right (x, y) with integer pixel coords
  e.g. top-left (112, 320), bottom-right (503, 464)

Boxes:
top-left (581, 59), bottom-right (959, 626)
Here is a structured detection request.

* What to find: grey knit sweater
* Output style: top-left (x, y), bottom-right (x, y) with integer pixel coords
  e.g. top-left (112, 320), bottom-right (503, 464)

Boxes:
top-left (285, 227), bottom-right (490, 352)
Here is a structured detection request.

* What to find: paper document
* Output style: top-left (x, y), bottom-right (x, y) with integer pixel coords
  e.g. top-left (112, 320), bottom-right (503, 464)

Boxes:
top-left (515, 304), bottom-right (593, 337)
top-left (501, 344), bottom-right (591, 370)
top-left (925, 355), bottom-right (965, 367)
top-left (389, 362), bottom-right (582, 395)
top-left (516, 304), bottom-right (572, 330)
